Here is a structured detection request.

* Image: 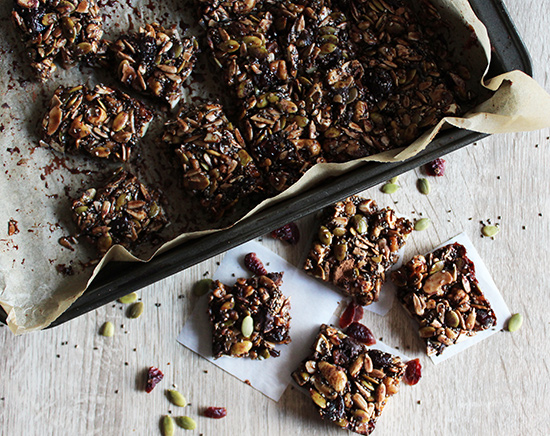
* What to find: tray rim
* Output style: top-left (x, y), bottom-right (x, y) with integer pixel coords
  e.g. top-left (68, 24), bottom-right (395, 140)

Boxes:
top-left (0, 0), bottom-right (534, 328)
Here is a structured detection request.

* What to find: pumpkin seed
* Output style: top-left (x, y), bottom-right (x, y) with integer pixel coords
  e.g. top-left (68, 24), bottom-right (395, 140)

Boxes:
top-left (162, 415), bottom-right (175, 436)
top-left (418, 178), bottom-right (430, 195)
top-left (318, 226), bottom-right (333, 245)
top-left (128, 302), bottom-right (144, 319)
top-left (507, 313), bottom-right (523, 332)
top-left (118, 292), bottom-right (138, 304)
top-left (389, 176), bottom-right (399, 184)
top-left (414, 218), bottom-right (430, 231)
top-left (333, 227), bottom-right (346, 237)
top-left (166, 389), bottom-right (187, 407)
top-left (193, 279), bottom-right (213, 296)
top-left (175, 416), bottom-right (197, 430)
top-left (241, 315), bottom-right (254, 338)
top-left (334, 243), bottom-right (347, 261)
top-left (482, 225), bottom-right (500, 238)
top-left (381, 183), bottom-right (399, 194)
top-left (445, 310), bottom-right (460, 328)
top-left (100, 321), bottom-right (114, 337)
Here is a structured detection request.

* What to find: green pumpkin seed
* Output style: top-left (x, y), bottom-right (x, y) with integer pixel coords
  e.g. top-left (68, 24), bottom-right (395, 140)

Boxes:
top-left (100, 321), bottom-right (114, 337)
top-left (162, 415), bottom-right (175, 436)
top-left (445, 310), bottom-right (460, 328)
top-left (241, 315), bottom-right (254, 338)
top-left (118, 292), bottom-right (137, 304)
top-left (334, 243), bottom-right (347, 261)
top-left (507, 313), bottom-right (523, 332)
top-left (318, 226), bottom-right (333, 245)
top-left (166, 389), bottom-right (187, 407)
top-left (75, 206), bottom-right (88, 215)
top-left (381, 183), bottom-right (399, 194)
top-left (418, 178), bottom-right (430, 195)
top-left (175, 416), bottom-right (197, 430)
top-left (128, 302), bottom-right (144, 319)
top-left (389, 176), bottom-right (399, 184)
top-left (333, 227), bottom-right (346, 237)
top-left (414, 218), bottom-right (430, 231)
top-left (193, 278), bottom-right (213, 296)
top-left (353, 215), bottom-right (368, 234)
top-left (482, 225), bottom-right (500, 238)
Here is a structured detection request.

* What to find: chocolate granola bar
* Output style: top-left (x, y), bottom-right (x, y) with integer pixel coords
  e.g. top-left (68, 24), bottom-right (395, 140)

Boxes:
top-left (11, 0), bottom-right (103, 82)
top-left (292, 324), bottom-right (405, 435)
top-left (208, 272), bottom-right (291, 359)
top-left (71, 169), bottom-right (168, 254)
top-left (106, 23), bottom-right (198, 108)
top-left (304, 197), bottom-right (413, 305)
top-left (392, 242), bottom-right (497, 356)
top-left (41, 84), bottom-right (154, 161)
top-left (163, 102), bottom-right (263, 219)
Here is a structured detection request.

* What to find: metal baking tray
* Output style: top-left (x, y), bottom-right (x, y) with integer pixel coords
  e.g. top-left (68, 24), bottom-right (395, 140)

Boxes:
top-left (0, 0), bottom-right (532, 327)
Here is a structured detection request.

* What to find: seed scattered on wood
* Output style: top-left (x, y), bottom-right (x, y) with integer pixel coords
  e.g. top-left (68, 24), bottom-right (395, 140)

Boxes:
top-left (414, 218), bottom-right (430, 231)
top-left (100, 321), bottom-right (114, 337)
top-left (507, 313), bottom-right (523, 332)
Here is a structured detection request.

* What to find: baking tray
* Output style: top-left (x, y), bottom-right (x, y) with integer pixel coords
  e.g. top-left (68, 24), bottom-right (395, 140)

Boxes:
top-left (0, 0), bottom-right (532, 328)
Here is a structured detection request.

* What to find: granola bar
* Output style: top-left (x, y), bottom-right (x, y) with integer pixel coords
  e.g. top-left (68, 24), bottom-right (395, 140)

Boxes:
top-left (11, 0), bottom-right (103, 82)
top-left (41, 84), bottom-right (154, 161)
top-left (392, 242), bottom-right (497, 356)
top-left (292, 324), bottom-right (405, 435)
top-left (107, 23), bottom-right (198, 108)
top-left (304, 197), bottom-right (413, 305)
top-left (163, 102), bottom-right (263, 219)
top-left (208, 272), bottom-right (291, 359)
top-left (71, 169), bottom-right (168, 254)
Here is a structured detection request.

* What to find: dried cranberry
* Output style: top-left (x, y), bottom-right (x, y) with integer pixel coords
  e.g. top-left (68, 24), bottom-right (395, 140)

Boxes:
top-left (346, 322), bottom-right (376, 346)
top-left (204, 406), bottom-right (227, 419)
top-left (424, 158), bottom-right (446, 176)
top-left (244, 252), bottom-right (268, 276)
top-left (404, 358), bottom-right (422, 386)
top-left (271, 222), bottom-right (300, 245)
top-left (145, 366), bottom-right (164, 393)
top-left (476, 309), bottom-right (495, 328)
top-left (339, 301), bottom-right (364, 329)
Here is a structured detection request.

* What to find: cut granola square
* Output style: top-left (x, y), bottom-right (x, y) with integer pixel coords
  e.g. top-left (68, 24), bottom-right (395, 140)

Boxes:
top-left (292, 324), bottom-right (405, 435)
top-left (11, 0), bottom-right (104, 81)
top-left (41, 84), bottom-right (154, 161)
top-left (107, 23), bottom-right (198, 108)
top-left (304, 197), bottom-right (413, 305)
top-left (71, 169), bottom-right (168, 254)
top-left (163, 102), bottom-right (263, 219)
top-left (392, 242), bottom-right (497, 356)
top-left (207, 272), bottom-right (291, 359)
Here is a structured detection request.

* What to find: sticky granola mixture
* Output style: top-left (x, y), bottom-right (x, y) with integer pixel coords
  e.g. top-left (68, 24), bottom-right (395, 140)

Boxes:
top-left (11, 0), bottom-right (103, 81)
top-left (163, 102), bottom-right (263, 219)
top-left (208, 272), bottom-right (291, 359)
top-left (71, 169), bottom-right (168, 254)
top-left (106, 23), bottom-right (198, 108)
top-left (292, 324), bottom-right (405, 435)
top-left (304, 196), bottom-right (412, 305)
top-left (197, 0), bottom-right (475, 192)
top-left (392, 242), bottom-right (497, 356)
top-left (40, 84), bottom-right (154, 161)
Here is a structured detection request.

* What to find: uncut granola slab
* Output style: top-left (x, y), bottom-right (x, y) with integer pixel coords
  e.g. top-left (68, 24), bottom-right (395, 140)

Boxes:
top-left (392, 242), bottom-right (497, 356)
top-left (71, 169), bottom-right (168, 254)
top-left (208, 272), bottom-right (291, 359)
top-left (163, 102), bottom-right (263, 219)
top-left (11, 0), bottom-right (103, 81)
top-left (107, 23), bottom-right (198, 108)
top-left (304, 197), bottom-right (412, 305)
top-left (292, 324), bottom-right (405, 435)
top-left (41, 84), bottom-right (154, 161)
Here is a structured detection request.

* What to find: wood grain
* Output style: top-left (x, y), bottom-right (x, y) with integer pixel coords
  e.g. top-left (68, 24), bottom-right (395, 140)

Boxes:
top-left (1, 1), bottom-right (549, 435)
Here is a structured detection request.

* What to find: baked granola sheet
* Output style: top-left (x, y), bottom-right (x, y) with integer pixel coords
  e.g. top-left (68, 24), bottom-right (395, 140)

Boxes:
top-left (1, 0), bottom-right (550, 333)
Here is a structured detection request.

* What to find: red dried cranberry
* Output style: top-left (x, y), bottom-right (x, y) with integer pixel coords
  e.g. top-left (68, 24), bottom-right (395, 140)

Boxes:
top-left (244, 252), bottom-right (268, 276)
top-left (424, 158), bottom-right (446, 176)
top-left (271, 222), bottom-right (300, 245)
top-left (145, 366), bottom-right (164, 393)
top-left (404, 358), bottom-right (422, 386)
top-left (204, 406), bottom-right (227, 419)
top-left (339, 301), bottom-right (364, 329)
top-left (346, 322), bottom-right (376, 346)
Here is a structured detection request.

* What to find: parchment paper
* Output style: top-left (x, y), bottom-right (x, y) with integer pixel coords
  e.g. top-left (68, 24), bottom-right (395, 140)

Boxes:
top-left (177, 240), bottom-right (408, 401)
top-left (1, 0), bottom-right (549, 334)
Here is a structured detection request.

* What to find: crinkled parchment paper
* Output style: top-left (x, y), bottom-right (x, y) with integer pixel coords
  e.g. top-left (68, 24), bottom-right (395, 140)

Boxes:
top-left (1, 0), bottom-right (550, 334)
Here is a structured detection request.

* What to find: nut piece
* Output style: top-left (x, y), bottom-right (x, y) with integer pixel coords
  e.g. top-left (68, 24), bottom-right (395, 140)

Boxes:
top-left (393, 242), bottom-right (497, 356)
top-left (292, 324), bottom-right (405, 435)
top-left (304, 196), bottom-right (413, 306)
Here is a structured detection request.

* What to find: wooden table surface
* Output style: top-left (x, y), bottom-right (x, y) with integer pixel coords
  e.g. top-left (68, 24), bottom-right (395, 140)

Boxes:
top-left (2, 1), bottom-right (549, 435)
